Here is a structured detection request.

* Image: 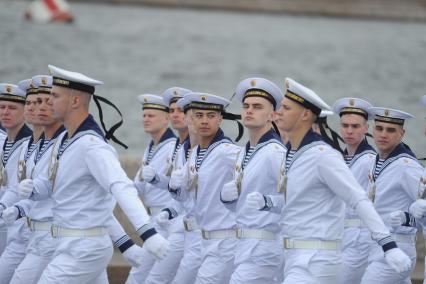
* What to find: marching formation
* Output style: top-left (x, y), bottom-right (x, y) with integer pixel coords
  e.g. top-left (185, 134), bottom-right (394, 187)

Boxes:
top-left (0, 65), bottom-right (425, 284)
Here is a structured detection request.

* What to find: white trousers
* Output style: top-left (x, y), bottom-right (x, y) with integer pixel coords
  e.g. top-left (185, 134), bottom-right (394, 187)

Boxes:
top-left (283, 249), bottom-right (342, 284)
top-left (172, 230), bottom-right (202, 284)
top-left (145, 230), bottom-right (185, 283)
top-left (194, 238), bottom-right (237, 284)
top-left (230, 238), bottom-right (284, 284)
top-left (361, 241), bottom-right (416, 284)
top-left (0, 239), bottom-right (28, 283)
top-left (125, 223), bottom-right (168, 284)
top-left (340, 227), bottom-right (372, 284)
top-left (10, 230), bottom-right (58, 284)
top-left (37, 234), bottom-right (113, 284)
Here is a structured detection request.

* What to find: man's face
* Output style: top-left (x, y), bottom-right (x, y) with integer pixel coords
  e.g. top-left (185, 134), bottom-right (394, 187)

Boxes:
top-left (340, 114), bottom-right (368, 147)
top-left (192, 109), bottom-right (222, 139)
top-left (37, 93), bottom-right (57, 126)
top-left (275, 97), bottom-right (305, 133)
top-left (373, 121), bottom-right (404, 154)
top-left (24, 95), bottom-right (40, 125)
top-left (143, 109), bottom-right (169, 134)
top-left (241, 96), bottom-right (274, 130)
top-left (169, 102), bottom-right (187, 131)
top-left (49, 86), bottom-right (72, 122)
top-left (0, 101), bottom-right (25, 130)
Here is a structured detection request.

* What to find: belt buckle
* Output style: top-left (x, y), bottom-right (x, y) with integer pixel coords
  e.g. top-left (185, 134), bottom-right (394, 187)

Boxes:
top-left (26, 217), bottom-right (32, 229)
top-left (284, 238), bottom-right (293, 249)
top-left (201, 230), bottom-right (208, 240)
top-left (236, 228), bottom-right (242, 238)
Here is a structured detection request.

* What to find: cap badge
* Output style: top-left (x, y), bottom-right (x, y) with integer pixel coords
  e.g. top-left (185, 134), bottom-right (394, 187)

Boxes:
top-left (349, 99), bottom-right (355, 106)
top-left (6, 86), bottom-right (12, 93)
top-left (285, 80), bottom-right (289, 89)
top-left (42, 77), bottom-right (47, 85)
top-left (173, 90), bottom-right (178, 96)
top-left (384, 109), bottom-right (389, 116)
top-left (144, 98), bottom-right (148, 103)
top-left (250, 80), bottom-right (256, 87)
top-left (201, 95), bottom-right (207, 101)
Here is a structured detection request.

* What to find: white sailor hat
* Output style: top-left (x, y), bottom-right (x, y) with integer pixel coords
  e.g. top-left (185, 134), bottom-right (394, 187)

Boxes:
top-left (235, 77), bottom-right (283, 110)
top-left (162, 87), bottom-right (192, 106)
top-left (185, 92), bottom-right (230, 112)
top-left (332, 98), bottom-right (373, 120)
top-left (284, 77), bottom-right (330, 115)
top-left (0, 83), bottom-right (26, 104)
top-left (421, 95), bottom-right (426, 106)
top-left (48, 64), bottom-right (103, 94)
top-left (176, 96), bottom-right (191, 113)
top-left (18, 79), bottom-right (38, 97)
top-left (370, 107), bottom-right (413, 126)
top-left (315, 110), bottom-right (333, 123)
top-left (137, 94), bottom-right (169, 112)
top-left (31, 75), bottom-right (53, 95)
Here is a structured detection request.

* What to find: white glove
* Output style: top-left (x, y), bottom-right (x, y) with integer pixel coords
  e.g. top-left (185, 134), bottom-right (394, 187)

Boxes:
top-left (143, 233), bottom-right (169, 260)
top-left (246, 192), bottom-right (265, 211)
top-left (221, 181), bottom-right (238, 202)
top-left (142, 166), bottom-right (157, 183)
top-left (18, 179), bottom-right (34, 199)
top-left (122, 245), bottom-right (144, 267)
top-left (156, 211), bottom-right (170, 227)
top-left (169, 169), bottom-right (185, 190)
top-left (2, 206), bottom-right (19, 225)
top-left (384, 247), bottom-right (412, 273)
top-left (389, 210), bottom-right (405, 228)
top-left (409, 199), bottom-right (426, 219)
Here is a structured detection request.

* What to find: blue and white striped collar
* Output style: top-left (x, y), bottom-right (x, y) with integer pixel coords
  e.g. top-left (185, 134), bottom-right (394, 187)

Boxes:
top-left (245, 128), bottom-right (281, 153)
top-left (197, 128), bottom-right (232, 154)
top-left (376, 142), bottom-right (416, 164)
top-left (344, 138), bottom-right (375, 157)
top-left (61, 115), bottom-right (105, 143)
top-left (148, 128), bottom-right (176, 151)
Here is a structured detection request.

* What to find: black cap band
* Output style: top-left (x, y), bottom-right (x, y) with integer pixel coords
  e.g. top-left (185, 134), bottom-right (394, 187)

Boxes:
top-left (375, 115), bottom-right (404, 126)
top-left (0, 94), bottom-right (26, 104)
top-left (339, 107), bottom-right (368, 120)
top-left (53, 77), bottom-right (95, 94)
top-left (243, 89), bottom-right (276, 109)
top-left (285, 91), bottom-right (322, 115)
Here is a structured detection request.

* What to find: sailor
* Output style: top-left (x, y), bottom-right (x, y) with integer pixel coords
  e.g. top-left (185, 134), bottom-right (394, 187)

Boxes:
top-left (0, 82), bottom-right (33, 283)
top-left (168, 92), bottom-right (240, 283)
top-left (144, 87), bottom-right (193, 284)
top-left (126, 93), bottom-right (177, 284)
top-left (360, 106), bottom-right (423, 283)
top-left (332, 98), bottom-right (376, 283)
top-left (220, 77), bottom-right (285, 283)
top-left (17, 65), bottom-right (169, 283)
top-left (170, 96), bottom-right (202, 284)
top-left (246, 78), bottom-right (412, 283)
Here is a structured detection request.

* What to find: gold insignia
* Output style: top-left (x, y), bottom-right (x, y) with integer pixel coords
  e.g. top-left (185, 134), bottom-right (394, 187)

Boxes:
top-left (349, 99), bottom-right (355, 106)
top-left (6, 85), bottom-right (12, 93)
top-left (250, 79), bottom-right (256, 87)
top-left (144, 98), bottom-right (148, 103)
top-left (201, 95), bottom-right (207, 101)
top-left (235, 165), bottom-right (240, 172)
top-left (42, 77), bottom-right (47, 85)
top-left (384, 109), bottom-right (389, 116)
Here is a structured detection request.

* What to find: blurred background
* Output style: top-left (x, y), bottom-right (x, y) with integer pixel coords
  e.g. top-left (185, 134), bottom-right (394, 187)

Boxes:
top-left (1, 0), bottom-right (426, 282)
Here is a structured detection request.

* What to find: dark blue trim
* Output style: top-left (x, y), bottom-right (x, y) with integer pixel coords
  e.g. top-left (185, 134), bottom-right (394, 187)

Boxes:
top-left (118, 239), bottom-right (135, 253)
top-left (148, 127), bottom-right (176, 152)
top-left (344, 138), bottom-right (375, 156)
top-left (3, 124), bottom-right (32, 150)
top-left (197, 128), bottom-right (232, 154)
top-left (374, 142), bottom-right (417, 166)
top-left (382, 241), bottom-right (397, 252)
top-left (140, 228), bottom-right (157, 241)
top-left (286, 129), bottom-right (323, 158)
top-left (61, 115), bottom-right (105, 145)
top-left (245, 128), bottom-right (281, 153)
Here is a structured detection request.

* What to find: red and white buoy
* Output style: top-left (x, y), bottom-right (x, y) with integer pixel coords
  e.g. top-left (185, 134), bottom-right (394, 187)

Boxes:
top-left (25, 0), bottom-right (74, 23)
